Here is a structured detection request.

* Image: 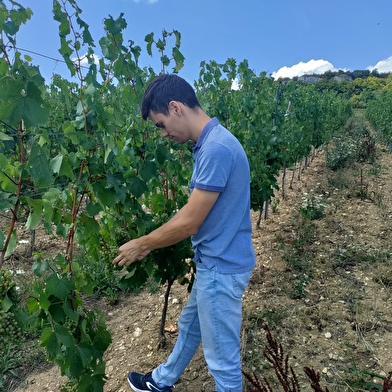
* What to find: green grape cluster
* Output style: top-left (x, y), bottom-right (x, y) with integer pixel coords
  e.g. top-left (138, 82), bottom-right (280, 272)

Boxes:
top-left (61, 380), bottom-right (78, 392)
top-left (64, 315), bottom-right (81, 342)
top-left (0, 309), bottom-right (22, 343)
top-left (0, 270), bottom-right (22, 345)
top-left (0, 269), bottom-right (17, 299)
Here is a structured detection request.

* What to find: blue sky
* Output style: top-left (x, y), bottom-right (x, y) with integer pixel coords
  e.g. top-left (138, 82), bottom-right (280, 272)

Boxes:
top-left (12, 0), bottom-right (392, 83)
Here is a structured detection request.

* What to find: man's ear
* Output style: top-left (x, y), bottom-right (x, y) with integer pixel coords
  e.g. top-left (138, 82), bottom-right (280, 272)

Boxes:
top-left (169, 101), bottom-right (181, 115)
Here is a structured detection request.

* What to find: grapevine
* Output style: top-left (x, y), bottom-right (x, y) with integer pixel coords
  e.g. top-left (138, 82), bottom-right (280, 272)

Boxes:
top-left (0, 0), bottom-right (354, 390)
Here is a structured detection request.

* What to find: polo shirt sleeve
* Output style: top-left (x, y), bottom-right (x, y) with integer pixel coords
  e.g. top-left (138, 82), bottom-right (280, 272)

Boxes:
top-left (193, 142), bottom-right (233, 192)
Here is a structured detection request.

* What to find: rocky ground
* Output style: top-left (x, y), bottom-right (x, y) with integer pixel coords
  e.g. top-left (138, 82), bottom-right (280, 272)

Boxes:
top-left (7, 144), bottom-right (392, 392)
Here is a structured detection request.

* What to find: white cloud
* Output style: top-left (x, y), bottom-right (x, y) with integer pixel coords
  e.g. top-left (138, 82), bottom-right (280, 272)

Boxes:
top-left (367, 56), bottom-right (392, 73)
top-left (271, 59), bottom-right (337, 80)
top-left (231, 78), bottom-right (240, 90)
top-left (72, 53), bottom-right (100, 67)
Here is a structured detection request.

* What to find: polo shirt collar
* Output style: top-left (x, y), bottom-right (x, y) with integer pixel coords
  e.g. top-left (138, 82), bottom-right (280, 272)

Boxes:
top-left (193, 117), bottom-right (219, 151)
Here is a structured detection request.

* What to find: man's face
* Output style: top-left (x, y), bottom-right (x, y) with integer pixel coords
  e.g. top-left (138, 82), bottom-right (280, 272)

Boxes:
top-left (149, 106), bottom-right (189, 144)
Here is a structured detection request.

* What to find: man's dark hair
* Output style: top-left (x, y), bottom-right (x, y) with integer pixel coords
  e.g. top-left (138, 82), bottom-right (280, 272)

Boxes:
top-left (141, 74), bottom-right (201, 120)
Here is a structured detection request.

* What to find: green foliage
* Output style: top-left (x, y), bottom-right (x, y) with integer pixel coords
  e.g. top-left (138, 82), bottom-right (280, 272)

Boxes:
top-left (74, 250), bottom-right (122, 304)
top-left (374, 269), bottom-right (392, 287)
top-left (288, 68), bottom-right (392, 109)
top-left (299, 195), bottom-right (326, 220)
top-left (0, 2), bottom-right (46, 127)
top-left (0, 0), bottom-right (355, 389)
top-left (333, 244), bottom-right (390, 272)
top-left (327, 116), bottom-right (377, 170)
top-left (195, 61), bottom-right (351, 227)
top-left (0, 270), bottom-right (23, 344)
top-left (0, 269), bottom-right (31, 388)
top-left (344, 367), bottom-right (391, 391)
top-left (280, 212), bottom-right (316, 299)
top-left (0, 342), bottom-right (19, 389)
top-left (325, 135), bottom-right (354, 171)
top-left (366, 90), bottom-right (392, 147)
top-left (28, 256), bottom-right (112, 391)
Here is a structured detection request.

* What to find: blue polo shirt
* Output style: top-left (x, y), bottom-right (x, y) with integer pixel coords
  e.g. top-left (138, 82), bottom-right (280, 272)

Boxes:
top-left (190, 118), bottom-right (255, 274)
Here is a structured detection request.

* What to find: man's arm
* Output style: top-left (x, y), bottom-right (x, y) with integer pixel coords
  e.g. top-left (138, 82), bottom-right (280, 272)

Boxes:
top-left (113, 188), bottom-right (219, 267)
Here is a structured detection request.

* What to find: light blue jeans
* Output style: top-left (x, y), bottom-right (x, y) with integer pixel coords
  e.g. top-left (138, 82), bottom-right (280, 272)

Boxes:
top-left (152, 261), bottom-right (253, 392)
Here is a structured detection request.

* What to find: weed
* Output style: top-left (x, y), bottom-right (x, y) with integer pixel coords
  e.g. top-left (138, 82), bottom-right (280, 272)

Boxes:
top-left (292, 218), bottom-right (316, 250)
top-left (326, 116), bottom-right (377, 171)
top-left (271, 197), bottom-right (280, 213)
top-left (242, 325), bottom-right (392, 392)
top-left (245, 307), bottom-right (288, 330)
top-left (344, 367), bottom-right (392, 391)
top-left (327, 169), bottom-right (354, 190)
top-left (242, 308), bottom-right (289, 372)
top-left (326, 137), bottom-right (357, 171)
top-left (146, 277), bottom-right (161, 294)
top-left (279, 207), bottom-right (317, 299)
top-left (368, 163), bottom-right (386, 177)
top-left (243, 325), bottom-right (330, 392)
top-left (289, 273), bottom-right (310, 299)
top-left (299, 195), bottom-right (326, 220)
top-left (333, 244), bottom-right (390, 270)
top-left (0, 343), bottom-right (19, 390)
top-left (374, 268), bottom-right (392, 287)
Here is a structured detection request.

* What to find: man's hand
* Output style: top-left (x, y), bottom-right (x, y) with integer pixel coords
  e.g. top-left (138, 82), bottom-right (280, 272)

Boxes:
top-left (113, 189), bottom-right (219, 267)
top-left (113, 238), bottom-right (151, 267)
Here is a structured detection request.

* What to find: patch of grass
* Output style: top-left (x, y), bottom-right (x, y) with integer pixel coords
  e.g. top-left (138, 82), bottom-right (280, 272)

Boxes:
top-left (242, 308), bottom-right (289, 373)
top-left (1, 341), bottom-right (47, 391)
top-left (299, 195), bottom-right (326, 221)
top-left (0, 343), bottom-right (20, 390)
top-left (146, 277), bottom-right (161, 294)
top-left (279, 211), bottom-right (317, 299)
top-left (327, 168), bottom-right (355, 190)
top-left (368, 162), bottom-right (386, 177)
top-left (344, 367), bottom-right (392, 391)
top-left (333, 244), bottom-right (392, 270)
top-left (244, 307), bottom-right (289, 330)
top-left (374, 269), bottom-right (392, 287)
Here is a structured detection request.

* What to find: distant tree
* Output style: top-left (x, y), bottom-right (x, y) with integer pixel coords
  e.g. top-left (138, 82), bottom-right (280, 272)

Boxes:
top-left (352, 69), bottom-right (371, 79)
top-left (382, 74), bottom-right (392, 91)
top-left (277, 68), bottom-right (391, 108)
top-left (370, 69), bottom-right (380, 77)
top-left (321, 70), bottom-right (334, 80)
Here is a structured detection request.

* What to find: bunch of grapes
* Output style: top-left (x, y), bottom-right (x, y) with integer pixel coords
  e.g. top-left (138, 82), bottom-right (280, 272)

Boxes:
top-left (64, 314), bottom-right (81, 342)
top-left (0, 269), bottom-right (17, 299)
top-left (0, 270), bottom-right (22, 345)
top-left (61, 380), bottom-right (78, 392)
top-left (0, 310), bottom-right (22, 342)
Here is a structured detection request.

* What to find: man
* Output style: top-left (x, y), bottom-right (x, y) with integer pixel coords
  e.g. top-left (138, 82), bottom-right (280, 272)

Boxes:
top-left (113, 74), bottom-right (255, 392)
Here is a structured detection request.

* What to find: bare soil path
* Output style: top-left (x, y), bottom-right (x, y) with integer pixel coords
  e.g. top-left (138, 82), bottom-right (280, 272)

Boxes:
top-left (10, 146), bottom-right (392, 392)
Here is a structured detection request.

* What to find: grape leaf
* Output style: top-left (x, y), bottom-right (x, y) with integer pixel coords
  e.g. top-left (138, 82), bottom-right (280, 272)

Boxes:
top-left (0, 78), bottom-right (49, 127)
top-left (27, 143), bottom-right (54, 189)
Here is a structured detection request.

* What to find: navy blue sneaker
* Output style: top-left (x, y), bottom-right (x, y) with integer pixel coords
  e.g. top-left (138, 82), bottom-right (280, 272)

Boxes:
top-left (127, 372), bottom-right (173, 392)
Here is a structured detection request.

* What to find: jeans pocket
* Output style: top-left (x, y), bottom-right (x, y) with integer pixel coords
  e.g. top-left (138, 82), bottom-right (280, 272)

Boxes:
top-left (232, 270), bottom-right (252, 299)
